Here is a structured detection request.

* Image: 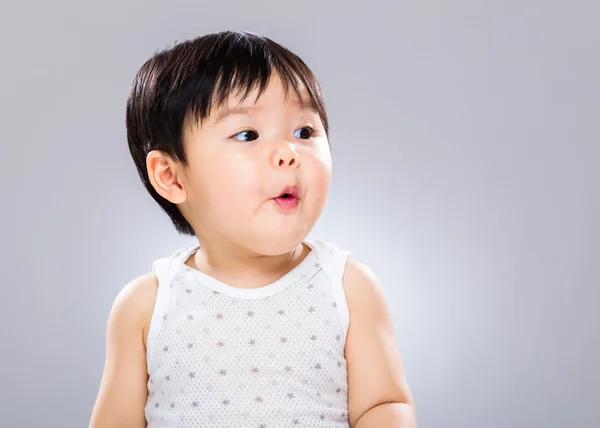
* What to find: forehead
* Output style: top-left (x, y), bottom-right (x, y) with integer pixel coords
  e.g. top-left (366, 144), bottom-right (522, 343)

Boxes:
top-left (229, 74), bottom-right (313, 107)
top-left (211, 79), bottom-right (317, 122)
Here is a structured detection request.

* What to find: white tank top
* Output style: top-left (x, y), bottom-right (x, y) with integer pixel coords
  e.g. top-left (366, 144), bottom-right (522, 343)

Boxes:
top-left (144, 240), bottom-right (351, 427)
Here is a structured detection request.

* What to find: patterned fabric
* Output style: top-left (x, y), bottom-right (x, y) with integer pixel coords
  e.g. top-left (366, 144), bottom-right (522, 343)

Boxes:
top-left (144, 240), bottom-right (351, 427)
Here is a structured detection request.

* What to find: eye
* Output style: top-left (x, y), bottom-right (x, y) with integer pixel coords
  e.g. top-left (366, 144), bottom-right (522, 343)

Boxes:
top-left (231, 130), bottom-right (259, 142)
top-left (293, 126), bottom-right (315, 140)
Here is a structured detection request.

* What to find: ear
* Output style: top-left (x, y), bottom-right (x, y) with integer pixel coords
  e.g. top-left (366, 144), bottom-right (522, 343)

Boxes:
top-left (146, 150), bottom-right (187, 204)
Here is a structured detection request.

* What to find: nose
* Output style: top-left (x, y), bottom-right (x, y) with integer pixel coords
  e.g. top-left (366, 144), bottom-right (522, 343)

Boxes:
top-left (271, 142), bottom-right (300, 169)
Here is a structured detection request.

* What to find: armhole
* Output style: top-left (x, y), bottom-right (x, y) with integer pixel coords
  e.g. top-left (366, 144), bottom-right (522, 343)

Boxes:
top-left (308, 240), bottom-right (352, 345)
top-left (331, 249), bottom-right (351, 346)
top-left (145, 258), bottom-right (175, 372)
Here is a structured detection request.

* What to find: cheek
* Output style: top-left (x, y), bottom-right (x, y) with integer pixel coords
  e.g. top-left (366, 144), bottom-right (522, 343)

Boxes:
top-left (188, 149), bottom-right (261, 209)
top-left (304, 148), bottom-right (332, 198)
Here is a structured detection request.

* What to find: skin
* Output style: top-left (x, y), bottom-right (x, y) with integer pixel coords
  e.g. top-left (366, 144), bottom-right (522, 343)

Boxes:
top-left (89, 75), bottom-right (417, 427)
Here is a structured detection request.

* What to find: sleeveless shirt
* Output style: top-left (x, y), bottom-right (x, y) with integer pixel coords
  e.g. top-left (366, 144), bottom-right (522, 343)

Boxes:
top-left (144, 240), bottom-right (352, 427)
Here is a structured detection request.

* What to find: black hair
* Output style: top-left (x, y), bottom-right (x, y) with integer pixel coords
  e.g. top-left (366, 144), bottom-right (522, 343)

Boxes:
top-left (126, 30), bottom-right (329, 236)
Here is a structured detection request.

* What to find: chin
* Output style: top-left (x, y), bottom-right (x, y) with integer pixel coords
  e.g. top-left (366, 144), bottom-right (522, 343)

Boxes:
top-left (248, 227), bottom-right (309, 257)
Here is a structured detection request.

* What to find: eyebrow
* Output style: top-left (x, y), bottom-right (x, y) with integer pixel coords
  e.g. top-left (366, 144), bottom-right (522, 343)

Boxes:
top-left (214, 98), bottom-right (318, 123)
top-left (214, 105), bottom-right (257, 123)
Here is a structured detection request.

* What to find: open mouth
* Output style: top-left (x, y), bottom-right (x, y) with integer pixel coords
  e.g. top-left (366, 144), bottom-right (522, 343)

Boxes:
top-left (273, 185), bottom-right (299, 209)
top-left (276, 185), bottom-right (299, 200)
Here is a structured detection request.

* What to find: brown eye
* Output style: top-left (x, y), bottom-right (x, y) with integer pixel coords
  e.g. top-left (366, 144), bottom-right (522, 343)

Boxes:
top-left (293, 127), bottom-right (314, 140)
top-left (232, 130), bottom-right (259, 142)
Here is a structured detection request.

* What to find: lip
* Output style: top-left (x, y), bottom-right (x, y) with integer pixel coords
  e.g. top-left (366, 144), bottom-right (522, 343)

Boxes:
top-left (276, 185), bottom-right (299, 199)
top-left (272, 184), bottom-right (300, 210)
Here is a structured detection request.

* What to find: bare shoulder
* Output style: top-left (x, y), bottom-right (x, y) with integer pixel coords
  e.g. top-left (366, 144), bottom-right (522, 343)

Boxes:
top-left (89, 272), bottom-right (158, 428)
top-left (341, 256), bottom-right (386, 310)
top-left (109, 272), bottom-right (159, 347)
top-left (341, 257), bottom-right (416, 427)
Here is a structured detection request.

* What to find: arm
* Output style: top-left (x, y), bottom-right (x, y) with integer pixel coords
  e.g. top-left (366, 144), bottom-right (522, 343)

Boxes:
top-left (89, 273), bottom-right (158, 428)
top-left (343, 258), bottom-right (417, 428)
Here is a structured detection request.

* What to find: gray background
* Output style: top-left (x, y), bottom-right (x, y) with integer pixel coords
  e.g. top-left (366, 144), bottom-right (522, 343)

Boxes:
top-left (1, 0), bottom-right (598, 427)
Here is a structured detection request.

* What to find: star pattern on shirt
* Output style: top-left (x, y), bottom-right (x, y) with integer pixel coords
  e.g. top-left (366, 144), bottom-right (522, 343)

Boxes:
top-left (145, 247), bottom-right (350, 426)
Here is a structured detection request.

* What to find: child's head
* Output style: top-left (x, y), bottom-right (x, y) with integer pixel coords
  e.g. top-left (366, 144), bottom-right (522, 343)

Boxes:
top-left (126, 31), bottom-right (332, 255)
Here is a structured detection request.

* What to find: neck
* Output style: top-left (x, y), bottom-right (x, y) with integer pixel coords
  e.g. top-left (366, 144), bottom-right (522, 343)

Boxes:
top-left (188, 239), bottom-right (309, 289)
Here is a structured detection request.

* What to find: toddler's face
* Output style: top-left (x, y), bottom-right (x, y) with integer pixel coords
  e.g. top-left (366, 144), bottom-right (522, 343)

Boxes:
top-left (179, 75), bottom-right (331, 255)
